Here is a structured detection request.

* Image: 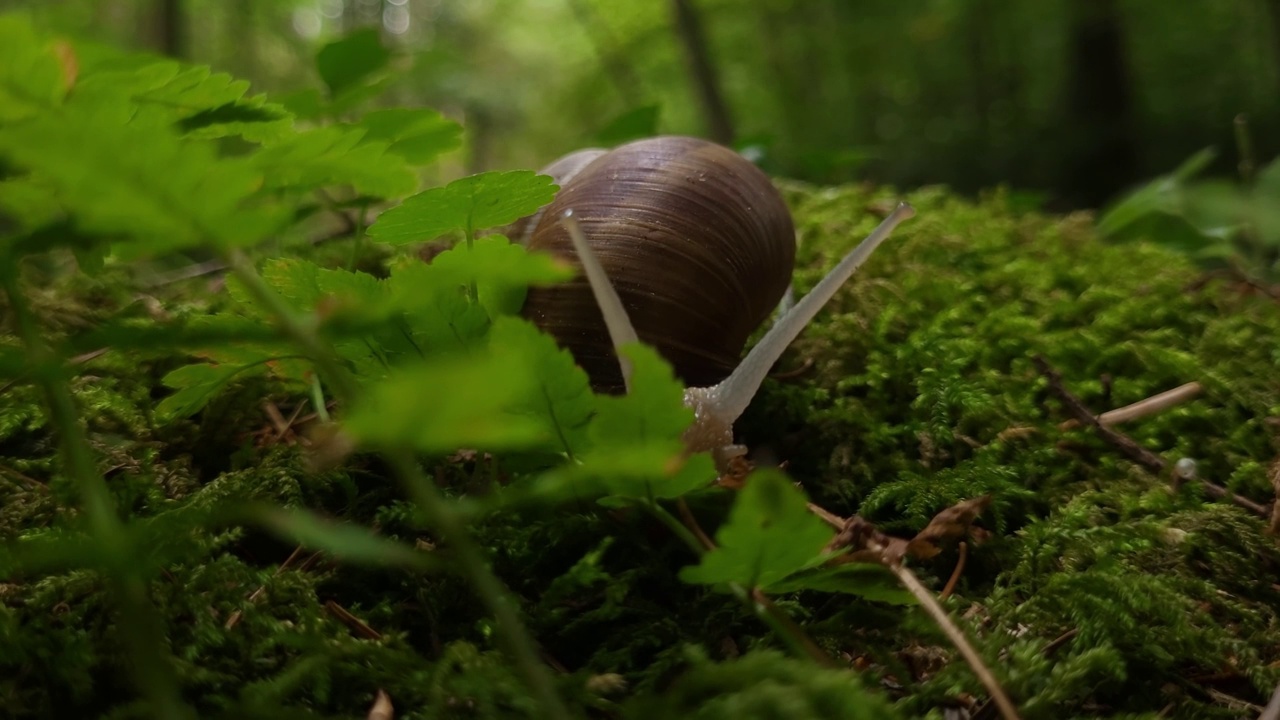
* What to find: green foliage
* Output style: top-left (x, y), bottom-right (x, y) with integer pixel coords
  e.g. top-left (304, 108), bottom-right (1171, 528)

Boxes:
top-left (1100, 144), bottom-right (1280, 283)
top-left (680, 470), bottom-right (833, 590)
top-left (367, 171), bottom-right (559, 245)
top-left (3, 15), bottom-right (1280, 720)
top-left (622, 648), bottom-right (904, 719)
top-left (314, 28), bottom-right (391, 102)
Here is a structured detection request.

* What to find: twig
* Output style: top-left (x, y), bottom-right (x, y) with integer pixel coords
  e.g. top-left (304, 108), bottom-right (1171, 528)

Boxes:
top-left (879, 547), bottom-right (1021, 720)
top-left (0, 347), bottom-right (109, 397)
top-left (1034, 356), bottom-right (1270, 517)
top-left (1258, 682), bottom-right (1280, 720)
top-left (0, 464), bottom-right (48, 492)
top-left (940, 542), bottom-right (968, 600)
top-left (1036, 356), bottom-right (1166, 474)
top-left (676, 498), bottom-right (715, 551)
top-left (225, 545), bottom-right (306, 630)
top-left (325, 600), bottom-right (382, 640)
top-left (807, 501), bottom-right (845, 529)
top-left (1057, 381), bottom-right (1203, 430)
top-left (1042, 628), bottom-right (1079, 657)
top-left (770, 357), bottom-right (815, 381)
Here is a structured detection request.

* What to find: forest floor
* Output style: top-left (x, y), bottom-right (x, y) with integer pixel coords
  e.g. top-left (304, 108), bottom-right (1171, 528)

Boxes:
top-left (3, 181), bottom-right (1280, 719)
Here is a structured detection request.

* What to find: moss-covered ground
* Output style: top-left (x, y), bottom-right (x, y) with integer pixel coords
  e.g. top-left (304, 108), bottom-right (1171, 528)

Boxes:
top-left (3, 182), bottom-right (1279, 719)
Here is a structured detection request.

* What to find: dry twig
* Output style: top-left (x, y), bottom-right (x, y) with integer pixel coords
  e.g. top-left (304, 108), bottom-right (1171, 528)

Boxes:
top-left (875, 544), bottom-right (1020, 720)
top-left (225, 545), bottom-right (309, 630)
top-left (1057, 381), bottom-right (1203, 430)
top-left (1034, 356), bottom-right (1270, 517)
top-left (940, 542), bottom-right (968, 600)
top-left (325, 600), bottom-right (382, 640)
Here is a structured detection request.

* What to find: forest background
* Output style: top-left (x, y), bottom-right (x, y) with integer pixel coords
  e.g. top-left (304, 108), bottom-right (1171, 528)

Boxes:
top-left (6, 0), bottom-right (1275, 209)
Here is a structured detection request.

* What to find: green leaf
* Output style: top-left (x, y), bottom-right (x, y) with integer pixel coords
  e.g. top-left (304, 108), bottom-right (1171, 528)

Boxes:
top-left (1098, 147), bottom-right (1215, 240)
top-left (316, 28), bottom-right (391, 100)
top-left (223, 258), bottom-right (404, 377)
top-left (178, 101), bottom-right (294, 143)
top-left (593, 104), bottom-right (661, 145)
top-left (0, 176), bottom-right (63, 233)
top-left (277, 87), bottom-right (325, 119)
top-left (0, 14), bottom-right (67, 122)
top-left (156, 355), bottom-right (280, 420)
top-left (581, 343), bottom-right (713, 501)
top-left (765, 564), bottom-right (915, 604)
top-left (589, 343), bottom-right (692, 452)
top-left (358, 108), bottom-right (462, 164)
top-left (488, 317), bottom-right (595, 458)
top-left (252, 126), bottom-right (417, 199)
top-left (679, 470), bottom-right (835, 589)
top-left (367, 171), bottom-right (558, 245)
top-left (418, 235), bottom-right (574, 319)
top-left (385, 259), bottom-right (492, 357)
top-left (249, 257), bottom-right (386, 313)
top-left (250, 507), bottom-right (435, 571)
top-left (344, 353), bottom-right (546, 454)
top-left (75, 59), bottom-right (293, 142)
top-left (0, 109), bottom-right (285, 258)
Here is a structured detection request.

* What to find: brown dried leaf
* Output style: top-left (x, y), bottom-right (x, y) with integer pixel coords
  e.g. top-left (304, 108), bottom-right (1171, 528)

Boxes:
top-left (907, 496), bottom-right (992, 560)
top-left (367, 690), bottom-right (393, 720)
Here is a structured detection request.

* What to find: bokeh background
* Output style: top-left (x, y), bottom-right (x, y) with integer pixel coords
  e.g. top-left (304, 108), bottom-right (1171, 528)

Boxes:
top-left (8, 0), bottom-right (1279, 210)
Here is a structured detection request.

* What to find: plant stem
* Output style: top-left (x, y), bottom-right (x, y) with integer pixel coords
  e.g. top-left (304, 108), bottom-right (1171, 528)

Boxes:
top-left (222, 251), bottom-right (570, 720)
top-left (1, 270), bottom-right (191, 720)
top-left (465, 226), bottom-right (479, 301)
top-left (348, 202), bottom-right (368, 271)
top-left (885, 555), bottom-right (1020, 720)
top-left (645, 501), bottom-right (834, 666)
top-left (1234, 113), bottom-right (1256, 187)
top-left (310, 375), bottom-right (330, 423)
top-left (647, 500), bottom-right (707, 556)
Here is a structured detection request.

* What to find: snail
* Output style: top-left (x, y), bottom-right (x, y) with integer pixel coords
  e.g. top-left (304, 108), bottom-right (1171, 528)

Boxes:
top-left (510, 135), bottom-right (915, 469)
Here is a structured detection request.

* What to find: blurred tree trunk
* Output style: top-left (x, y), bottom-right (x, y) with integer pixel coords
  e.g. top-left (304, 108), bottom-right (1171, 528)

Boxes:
top-left (233, 0), bottom-right (258, 83)
top-left (1061, 0), bottom-right (1136, 207)
top-left (967, 0), bottom-right (993, 184)
top-left (154, 0), bottom-right (186, 58)
top-left (670, 0), bottom-right (734, 145)
top-left (1266, 0), bottom-right (1280, 93)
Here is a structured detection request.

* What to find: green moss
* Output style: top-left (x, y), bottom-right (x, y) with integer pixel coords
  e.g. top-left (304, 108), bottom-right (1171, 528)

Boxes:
top-left (4, 183), bottom-right (1280, 718)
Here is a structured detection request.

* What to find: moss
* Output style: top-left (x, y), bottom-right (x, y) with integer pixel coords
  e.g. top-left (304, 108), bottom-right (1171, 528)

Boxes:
top-left (4, 183), bottom-right (1280, 717)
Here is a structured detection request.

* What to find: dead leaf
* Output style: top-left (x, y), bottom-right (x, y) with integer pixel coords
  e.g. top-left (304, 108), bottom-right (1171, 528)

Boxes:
top-left (367, 690), bottom-right (393, 720)
top-left (907, 496), bottom-right (992, 560)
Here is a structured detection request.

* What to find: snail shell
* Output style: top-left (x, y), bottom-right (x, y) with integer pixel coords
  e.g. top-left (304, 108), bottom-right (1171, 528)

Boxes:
top-left (519, 136), bottom-right (796, 393)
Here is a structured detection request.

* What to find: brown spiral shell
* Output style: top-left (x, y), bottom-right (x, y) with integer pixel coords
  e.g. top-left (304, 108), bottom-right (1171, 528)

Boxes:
top-left (519, 136), bottom-right (796, 393)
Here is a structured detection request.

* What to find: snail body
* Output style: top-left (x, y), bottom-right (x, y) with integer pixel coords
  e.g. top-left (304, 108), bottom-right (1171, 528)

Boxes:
top-left (510, 135), bottom-right (916, 469)
top-left (517, 136), bottom-right (796, 393)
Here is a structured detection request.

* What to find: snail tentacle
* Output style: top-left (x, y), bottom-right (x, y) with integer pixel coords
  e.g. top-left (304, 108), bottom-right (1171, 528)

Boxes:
top-left (560, 209), bottom-right (639, 393)
top-left (559, 201), bottom-right (918, 471)
top-left (691, 202), bottom-right (917, 434)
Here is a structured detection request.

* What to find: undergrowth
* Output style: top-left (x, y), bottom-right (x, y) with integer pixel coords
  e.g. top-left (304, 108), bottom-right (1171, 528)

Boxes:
top-left (1, 12), bottom-right (1278, 720)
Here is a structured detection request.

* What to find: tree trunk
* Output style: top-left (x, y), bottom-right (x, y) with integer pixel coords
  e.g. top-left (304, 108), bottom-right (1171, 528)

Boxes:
top-left (1265, 0), bottom-right (1280, 97)
top-left (1061, 0), bottom-right (1136, 207)
top-left (670, 0), bottom-right (734, 145)
top-left (155, 0), bottom-right (185, 58)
